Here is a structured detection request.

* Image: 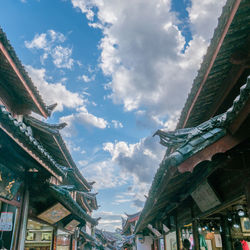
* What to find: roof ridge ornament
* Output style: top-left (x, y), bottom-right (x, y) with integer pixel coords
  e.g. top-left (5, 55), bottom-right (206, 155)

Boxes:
top-left (47, 103), bottom-right (57, 116)
top-left (154, 113), bottom-right (226, 148)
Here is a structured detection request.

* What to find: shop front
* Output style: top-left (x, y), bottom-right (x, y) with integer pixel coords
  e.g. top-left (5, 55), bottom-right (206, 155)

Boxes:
top-left (25, 219), bottom-right (54, 250)
top-left (0, 163), bottom-right (23, 250)
top-left (0, 199), bottom-right (20, 249)
top-left (176, 202), bottom-right (250, 250)
top-left (55, 229), bottom-right (71, 250)
top-left (135, 74), bottom-right (250, 250)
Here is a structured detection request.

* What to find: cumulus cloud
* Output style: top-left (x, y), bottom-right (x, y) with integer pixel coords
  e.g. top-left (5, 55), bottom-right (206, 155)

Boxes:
top-left (71, 0), bottom-right (226, 128)
top-left (101, 136), bottom-right (165, 209)
top-left (25, 30), bottom-right (74, 69)
top-left (68, 0), bottom-right (228, 226)
top-left (103, 136), bottom-right (165, 184)
top-left (80, 159), bottom-right (127, 189)
top-left (59, 105), bottom-right (108, 135)
top-left (188, 0), bottom-right (227, 40)
top-left (26, 65), bottom-right (84, 111)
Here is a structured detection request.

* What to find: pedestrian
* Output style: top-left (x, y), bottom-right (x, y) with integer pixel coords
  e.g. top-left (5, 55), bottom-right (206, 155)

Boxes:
top-left (234, 240), bottom-right (243, 250)
top-left (182, 239), bottom-right (191, 250)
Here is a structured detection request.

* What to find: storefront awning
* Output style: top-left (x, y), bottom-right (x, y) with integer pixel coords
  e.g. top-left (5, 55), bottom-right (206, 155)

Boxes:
top-left (49, 185), bottom-right (98, 226)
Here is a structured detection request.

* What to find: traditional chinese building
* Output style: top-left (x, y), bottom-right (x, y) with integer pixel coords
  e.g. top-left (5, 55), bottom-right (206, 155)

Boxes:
top-left (0, 27), bottom-right (99, 250)
top-left (95, 229), bottom-right (120, 250)
top-left (121, 212), bottom-right (141, 250)
top-left (122, 212), bottom-right (140, 236)
top-left (135, 0), bottom-right (250, 250)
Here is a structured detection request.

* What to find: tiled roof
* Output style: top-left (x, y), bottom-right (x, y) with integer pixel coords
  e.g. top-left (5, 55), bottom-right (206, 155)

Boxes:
top-left (0, 27), bottom-right (49, 117)
top-left (0, 105), bottom-right (65, 178)
top-left (96, 229), bottom-right (120, 243)
top-left (135, 76), bottom-right (250, 233)
top-left (49, 185), bottom-right (98, 226)
top-left (126, 211), bottom-right (141, 220)
top-left (24, 115), bottom-right (91, 191)
top-left (80, 228), bottom-right (97, 243)
top-left (177, 0), bottom-right (250, 129)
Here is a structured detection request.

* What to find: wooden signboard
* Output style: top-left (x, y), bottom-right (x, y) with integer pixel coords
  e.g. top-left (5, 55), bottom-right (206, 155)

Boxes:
top-left (191, 180), bottom-right (220, 212)
top-left (0, 212), bottom-right (13, 231)
top-left (37, 203), bottom-right (71, 224)
top-left (65, 219), bottom-right (80, 232)
top-left (0, 164), bottom-right (22, 200)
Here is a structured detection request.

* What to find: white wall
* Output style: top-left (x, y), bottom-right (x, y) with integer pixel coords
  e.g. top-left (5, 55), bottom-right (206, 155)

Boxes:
top-left (136, 236), bottom-right (153, 250)
top-left (165, 232), bottom-right (177, 250)
top-left (86, 222), bottom-right (92, 235)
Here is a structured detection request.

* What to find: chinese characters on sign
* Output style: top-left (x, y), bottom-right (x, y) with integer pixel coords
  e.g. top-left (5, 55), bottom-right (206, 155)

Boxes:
top-left (38, 203), bottom-right (71, 224)
top-left (0, 165), bottom-right (22, 200)
top-left (0, 212), bottom-right (13, 231)
top-left (191, 180), bottom-right (221, 212)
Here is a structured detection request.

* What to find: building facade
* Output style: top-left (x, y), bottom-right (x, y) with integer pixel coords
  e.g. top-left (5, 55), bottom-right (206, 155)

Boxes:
top-left (0, 27), bottom-right (99, 250)
top-left (135, 0), bottom-right (250, 250)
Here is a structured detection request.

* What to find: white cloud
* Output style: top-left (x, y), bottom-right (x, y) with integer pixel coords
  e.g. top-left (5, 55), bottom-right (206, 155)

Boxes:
top-left (51, 45), bottom-right (74, 69)
top-left (99, 219), bottom-right (121, 224)
top-left (73, 146), bottom-right (81, 151)
top-left (188, 0), bottom-right (227, 40)
top-left (70, 0), bottom-right (227, 218)
top-left (93, 211), bottom-right (124, 231)
top-left (78, 160), bottom-right (89, 166)
top-left (102, 136), bottom-right (165, 209)
top-left (80, 159), bottom-right (127, 190)
top-left (103, 136), bottom-right (165, 184)
top-left (111, 120), bottom-right (123, 129)
top-left (60, 105), bottom-right (108, 135)
top-left (112, 199), bottom-right (131, 205)
top-left (71, 0), bottom-right (226, 128)
top-left (25, 30), bottom-right (74, 69)
top-left (79, 74), bottom-right (96, 83)
top-left (71, 0), bottom-right (96, 21)
top-left (64, 140), bottom-right (86, 155)
top-left (25, 65), bottom-right (84, 111)
top-left (25, 33), bottom-right (47, 49)
top-left (163, 110), bottom-right (181, 131)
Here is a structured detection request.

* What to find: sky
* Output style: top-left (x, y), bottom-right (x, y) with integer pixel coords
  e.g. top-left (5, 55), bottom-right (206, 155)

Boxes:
top-left (0, 0), bottom-right (226, 231)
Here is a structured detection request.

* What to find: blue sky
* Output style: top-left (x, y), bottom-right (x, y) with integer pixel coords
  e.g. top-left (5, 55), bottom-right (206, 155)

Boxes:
top-left (0, 0), bottom-right (226, 231)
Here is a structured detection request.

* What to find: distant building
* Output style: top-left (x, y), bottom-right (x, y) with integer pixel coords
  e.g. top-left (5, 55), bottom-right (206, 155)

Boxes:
top-left (121, 212), bottom-right (141, 250)
top-left (96, 229), bottom-right (121, 250)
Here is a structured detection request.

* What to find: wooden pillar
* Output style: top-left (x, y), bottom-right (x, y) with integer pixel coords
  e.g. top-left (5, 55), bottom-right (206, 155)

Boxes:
top-left (191, 206), bottom-right (200, 250)
top-left (164, 234), bottom-right (167, 250)
top-left (221, 216), bottom-right (232, 250)
top-left (192, 219), bottom-right (200, 250)
top-left (175, 215), bottom-right (182, 250)
top-left (16, 185), bottom-right (29, 250)
top-left (70, 234), bottom-right (73, 250)
top-left (245, 180), bottom-right (250, 217)
top-left (176, 228), bottom-right (182, 250)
